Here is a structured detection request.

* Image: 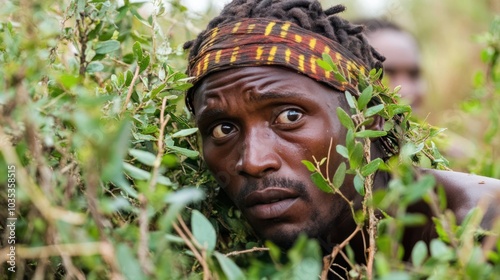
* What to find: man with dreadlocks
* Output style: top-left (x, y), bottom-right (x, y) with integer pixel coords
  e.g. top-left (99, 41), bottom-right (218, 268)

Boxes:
top-left (183, 0), bottom-right (500, 277)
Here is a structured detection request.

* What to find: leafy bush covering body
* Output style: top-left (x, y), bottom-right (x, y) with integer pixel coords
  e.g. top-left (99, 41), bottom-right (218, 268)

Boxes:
top-left (0, 1), bottom-right (499, 279)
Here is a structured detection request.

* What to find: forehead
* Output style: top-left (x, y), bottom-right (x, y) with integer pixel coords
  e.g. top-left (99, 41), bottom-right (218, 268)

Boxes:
top-left (192, 66), bottom-right (343, 118)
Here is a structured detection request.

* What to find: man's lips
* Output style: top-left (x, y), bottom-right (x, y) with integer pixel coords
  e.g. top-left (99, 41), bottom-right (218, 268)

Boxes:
top-left (244, 188), bottom-right (300, 220)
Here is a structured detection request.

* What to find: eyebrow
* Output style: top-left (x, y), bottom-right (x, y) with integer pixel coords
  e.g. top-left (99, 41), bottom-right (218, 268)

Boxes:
top-left (196, 90), bottom-right (308, 124)
top-left (247, 90), bottom-right (305, 102)
top-left (197, 108), bottom-right (226, 124)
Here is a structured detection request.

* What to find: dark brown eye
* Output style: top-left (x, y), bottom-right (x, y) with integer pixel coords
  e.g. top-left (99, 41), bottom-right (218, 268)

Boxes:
top-left (276, 109), bottom-right (303, 124)
top-left (212, 123), bottom-right (235, 139)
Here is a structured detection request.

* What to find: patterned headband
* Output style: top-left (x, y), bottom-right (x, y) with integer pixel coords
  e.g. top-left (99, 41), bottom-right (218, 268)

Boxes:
top-left (186, 18), bottom-right (376, 113)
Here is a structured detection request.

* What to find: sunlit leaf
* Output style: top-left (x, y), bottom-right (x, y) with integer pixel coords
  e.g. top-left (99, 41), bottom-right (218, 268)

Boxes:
top-left (171, 128), bottom-right (198, 138)
top-left (191, 210), bottom-right (216, 252)
top-left (133, 41), bottom-right (143, 60)
top-left (333, 162), bottom-right (346, 188)
top-left (139, 55), bottom-right (150, 72)
top-left (365, 104), bottom-right (384, 117)
top-left (311, 172), bottom-right (332, 193)
top-left (336, 107), bottom-right (354, 129)
top-left (164, 187), bottom-right (205, 206)
top-left (302, 160), bottom-right (316, 172)
top-left (86, 61), bottom-right (104, 73)
top-left (358, 85), bottom-right (373, 109)
top-left (345, 91), bottom-right (357, 109)
top-left (123, 162), bottom-right (150, 180)
top-left (361, 158), bottom-right (383, 176)
top-left (116, 244), bottom-right (145, 280)
top-left (167, 146), bottom-right (199, 159)
top-left (354, 173), bottom-right (365, 195)
top-left (214, 252), bottom-right (245, 280)
top-left (411, 241), bottom-right (428, 267)
top-left (355, 130), bottom-right (387, 138)
top-left (129, 149), bottom-right (156, 166)
top-left (95, 40), bottom-right (120, 54)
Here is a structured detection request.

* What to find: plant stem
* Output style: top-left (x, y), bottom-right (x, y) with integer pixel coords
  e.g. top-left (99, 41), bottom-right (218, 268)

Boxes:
top-left (363, 137), bottom-right (377, 280)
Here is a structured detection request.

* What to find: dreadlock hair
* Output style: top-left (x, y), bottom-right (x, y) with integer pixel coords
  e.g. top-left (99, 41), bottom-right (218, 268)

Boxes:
top-left (183, 0), bottom-right (385, 73)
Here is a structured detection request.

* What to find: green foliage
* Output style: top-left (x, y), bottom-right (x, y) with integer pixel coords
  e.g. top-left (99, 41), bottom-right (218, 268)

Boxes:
top-left (1, 1), bottom-right (499, 279)
top-left (461, 16), bottom-right (500, 178)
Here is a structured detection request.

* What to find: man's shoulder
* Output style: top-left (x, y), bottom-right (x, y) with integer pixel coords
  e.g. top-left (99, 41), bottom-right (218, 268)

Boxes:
top-left (422, 168), bottom-right (500, 225)
top-left (423, 168), bottom-right (500, 188)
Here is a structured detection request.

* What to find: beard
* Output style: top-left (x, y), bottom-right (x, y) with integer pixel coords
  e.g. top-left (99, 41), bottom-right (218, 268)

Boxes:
top-left (233, 177), bottom-right (352, 250)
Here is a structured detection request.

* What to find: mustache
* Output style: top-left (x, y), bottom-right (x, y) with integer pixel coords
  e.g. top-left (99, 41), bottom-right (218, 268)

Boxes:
top-left (235, 177), bottom-right (309, 206)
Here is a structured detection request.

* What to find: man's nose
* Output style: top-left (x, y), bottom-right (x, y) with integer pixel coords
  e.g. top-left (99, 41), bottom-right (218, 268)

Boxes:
top-left (235, 128), bottom-right (282, 178)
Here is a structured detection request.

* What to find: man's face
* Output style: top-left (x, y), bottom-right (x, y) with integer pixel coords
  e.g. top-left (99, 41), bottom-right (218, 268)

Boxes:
top-left (367, 30), bottom-right (425, 113)
top-left (193, 66), bottom-right (357, 248)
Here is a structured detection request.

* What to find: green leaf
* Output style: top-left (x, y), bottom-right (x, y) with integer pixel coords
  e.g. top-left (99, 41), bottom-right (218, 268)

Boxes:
top-left (354, 173), bottom-right (365, 195)
top-left (191, 210), bottom-right (216, 252)
top-left (346, 129), bottom-right (355, 151)
top-left (112, 176), bottom-right (138, 199)
top-left (265, 240), bottom-right (282, 263)
top-left (123, 162), bottom-right (150, 180)
top-left (334, 72), bottom-right (348, 83)
top-left (336, 145), bottom-right (349, 158)
top-left (364, 104), bottom-right (384, 117)
top-left (102, 121), bottom-right (132, 182)
top-left (345, 91), bottom-right (357, 109)
top-left (311, 172), bottom-right (332, 193)
top-left (430, 239), bottom-right (454, 261)
top-left (411, 240), bottom-right (428, 267)
top-left (116, 244), bottom-right (145, 280)
top-left (86, 61), bottom-right (104, 73)
top-left (333, 162), bottom-right (346, 188)
top-left (164, 188), bottom-right (205, 206)
top-left (171, 82), bottom-right (193, 91)
top-left (214, 252), bottom-right (245, 280)
top-left (316, 59), bottom-right (333, 72)
top-left (133, 41), bottom-right (143, 60)
top-left (361, 158), bottom-right (383, 176)
top-left (402, 175), bottom-right (435, 204)
top-left (139, 55), bottom-right (150, 72)
top-left (129, 149), bottom-right (156, 166)
top-left (151, 83), bottom-right (166, 98)
top-left (355, 130), bottom-right (387, 138)
top-left (157, 175), bottom-right (172, 186)
top-left (399, 213), bottom-right (427, 226)
top-left (349, 142), bottom-right (364, 169)
top-left (95, 40), bottom-right (120, 54)
top-left (358, 85), bottom-right (373, 109)
top-left (322, 53), bottom-right (334, 65)
top-left (302, 160), bottom-right (316, 172)
top-left (171, 128), bottom-right (198, 138)
top-left (336, 107), bottom-right (354, 129)
top-left (125, 70), bottom-right (133, 86)
top-left (167, 146), bottom-right (199, 159)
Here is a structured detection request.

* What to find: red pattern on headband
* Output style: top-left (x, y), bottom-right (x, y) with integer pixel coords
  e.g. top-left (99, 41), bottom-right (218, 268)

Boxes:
top-left (187, 18), bottom-right (376, 111)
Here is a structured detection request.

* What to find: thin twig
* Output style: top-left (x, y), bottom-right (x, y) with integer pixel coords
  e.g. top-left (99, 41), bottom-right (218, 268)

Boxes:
top-left (121, 66), bottom-right (141, 113)
top-left (138, 97), bottom-right (170, 275)
top-left (172, 221), bottom-right (211, 280)
top-left (321, 226), bottom-right (363, 280)
top-left (0, 242), bottom-right (108, 262)
top-left (225, 247), bottom-right (270, 257)
top-left (326, 137), bottom-right (333, 182)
